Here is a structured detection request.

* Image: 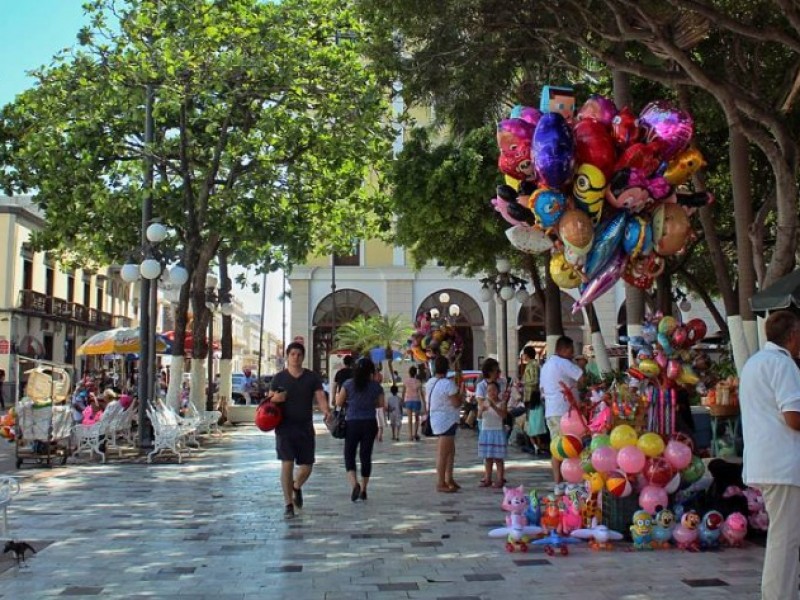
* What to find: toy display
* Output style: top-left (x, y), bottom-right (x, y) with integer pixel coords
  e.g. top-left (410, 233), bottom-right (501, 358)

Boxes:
top-left (720, 512), bottom-right (748, 547)
top-left (572, 518), bottom-right (624, 550)
top-left (493, 90), bottom-right (712, 310)
top-left (698, 510), bottom-right (724, 549)
top-left (630, 510), bottom-right (654, 550)
top-left (652, 508), bottom-right (675, 548)
top-left (488, 485), bottom-right (543, 552)
top-left (672, 510), bottom-right (701, 551)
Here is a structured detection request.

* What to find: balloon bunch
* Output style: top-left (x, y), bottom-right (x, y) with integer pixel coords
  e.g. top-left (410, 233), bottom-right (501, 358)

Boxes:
top-left (407, 310), bottom-right (463, 364)
top-left (0, 408), bottom-right (16, 441)
top-left (492, 88), bottom-right (712, 312)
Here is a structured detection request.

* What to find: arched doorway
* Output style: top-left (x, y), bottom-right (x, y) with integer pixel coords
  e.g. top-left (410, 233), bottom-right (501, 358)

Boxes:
top-left (417, 289), bottom-right (483, 370)
top-left (517, 292), bottom-right (585, 355)
top-left (312, 289), bottom-right (380, 377)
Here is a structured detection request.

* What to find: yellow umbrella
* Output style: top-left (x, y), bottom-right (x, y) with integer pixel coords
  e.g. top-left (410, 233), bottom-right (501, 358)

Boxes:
top-left (77, 327), bottom-right (167, 356)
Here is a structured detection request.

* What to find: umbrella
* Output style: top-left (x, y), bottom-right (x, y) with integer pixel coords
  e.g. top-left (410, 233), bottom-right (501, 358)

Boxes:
top-left (369, 347), bottom-right (404, 363)
top-left (750, 269), bottom-right (800, 312)
top-left (77, 327), bottom-right (168, 356)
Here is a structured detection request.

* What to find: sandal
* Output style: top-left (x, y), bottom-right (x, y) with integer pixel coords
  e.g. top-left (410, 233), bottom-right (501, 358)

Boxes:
top-left (492, 479), bottom-right (507, 489)
top-left (478, 479), bottom-right (492, 488)
top-left (436, 485), bottom-right (457, 493)
top-left (447, 481), bottom-right (462, 490)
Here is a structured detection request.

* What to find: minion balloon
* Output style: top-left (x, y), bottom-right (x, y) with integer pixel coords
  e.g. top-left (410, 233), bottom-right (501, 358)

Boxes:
top-left (573, 164), bottom-right (606, 225)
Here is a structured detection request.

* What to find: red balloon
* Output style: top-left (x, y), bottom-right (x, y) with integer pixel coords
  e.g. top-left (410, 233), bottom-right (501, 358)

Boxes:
top-left (614, 141), bottom-right (664, 175)
top-left (255, 401), bottom-right (282, 432)
top-left (643, 457), bottom-right (675, 487)
top-left (686, 318), bottom-right (707, 344)
top-left (573, 119), bottom-right (617, 178)
top-left (672, 325), bottom-right (689, 349)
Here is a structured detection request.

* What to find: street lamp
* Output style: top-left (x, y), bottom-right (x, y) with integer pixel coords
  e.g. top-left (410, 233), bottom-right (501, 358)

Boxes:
top-left (205, 273), bottom-right (233, 411)
top-left (479, 257), bottom-right (529, 378)
top-left (673, 288), bottom-right (692, 313)
top-left (121, 224), bottom-right (188, 447)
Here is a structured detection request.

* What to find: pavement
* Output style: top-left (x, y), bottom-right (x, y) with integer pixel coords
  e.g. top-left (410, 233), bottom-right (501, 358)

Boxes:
top-left (0, 418), bottom-right (768, 599)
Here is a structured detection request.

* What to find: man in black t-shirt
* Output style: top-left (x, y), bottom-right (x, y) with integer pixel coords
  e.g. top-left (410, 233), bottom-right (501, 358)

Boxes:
top-left (333, 355), bottom-right (354, 396)
top-left (270, 342), bottom-right (330, 519)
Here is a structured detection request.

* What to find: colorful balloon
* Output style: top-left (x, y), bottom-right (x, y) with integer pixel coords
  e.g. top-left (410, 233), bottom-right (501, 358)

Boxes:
top-left (614, 141), bottom-right (664, 175)
top-left (558, 209), bottom-right (594, 255)
top-left (639, 485), bottom-right (669, 515)
top-left (639, 100), bottom-right (694, 160)
top-left (617, 445), bottom-right (647, 474)
top-left (610, 424), bottom-right (638, 450)
top-left (685, 318), bottom-right (707, 344)
top-left (572, 251), bottom-right (627, 313)
top-left (606, 470), bottom-right (633, 498)
top-left (623, 215), bottom-right (653, 259)
top-left (681, 455), bottom-right (706, 485)
top-left (574, 119), bottom-right (616, 178)
top-left (580, 448), bottom-right (595, 474)
top-left (611, 106), bottom-right (640, 147)
top-left (623, 254), bottom-right (665, 289)
top-left (533, 112), bottom-right (575, 188)
top-left (584, 212), bottom-right (627, 280)
top-left (577, 94), bottom-right (618, 126)
top-left (591, 446), bottom-right (619, 473)
top-left (530, 188), bottom-right (567, 229)
top-left (584, 471), bottom-right (605, 493)
top-left (553, 434), bottom-right (583, 459)
top-left (605, 168), bottom-right (652, 213)
top-left (561, 458), bottom-right (585, 484)
top-left (638, 358), bottom-right (660, 378)
top-left (560, 410), bottom-right (588, 438)
top-left (590, 434), bottom-right (612, 452)
top-left (664, 147), bottom-right (706, 185)
top-left (663, 440), bottom-right (693, 471)
top-left (637, 432), bottom-right (665, 458)
top-left (644, 457), bottom-right (676, 487)
top-left (550, 252), bottom-right (583, 289)
top-left (572, 163), bottom-right (605, 225)
top-left (652, 203), bottom-right (691, 256)
top-left (497, 118), bottom-right (535, 181)
top-left (510, 104), bottom-right (542, 128)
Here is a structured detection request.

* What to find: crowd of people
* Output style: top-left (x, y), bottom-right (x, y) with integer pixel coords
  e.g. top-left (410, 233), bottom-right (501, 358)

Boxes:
top-left (70, 372), bottom-right (136, 427)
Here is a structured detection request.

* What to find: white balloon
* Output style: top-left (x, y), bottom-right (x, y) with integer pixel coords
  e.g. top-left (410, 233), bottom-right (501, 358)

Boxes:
top-left (505, 225), bottom-right (553, 254)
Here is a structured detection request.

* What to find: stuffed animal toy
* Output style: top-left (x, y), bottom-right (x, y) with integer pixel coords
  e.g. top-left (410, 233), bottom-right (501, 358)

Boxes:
top-left (560, 494), bottom-right (583, 535)
top-left (720, 512), bottom-right (748, 547)
top-left (672, 510), bottom-right (701, 551)
top-left (698, 510), bottom-right (724, 549)
top-left (742, 487), bottom-right (769, 531)
top-left (488, 485), bottom-right (543, 552)
top-left (572, 517), bottom-right (623, 551)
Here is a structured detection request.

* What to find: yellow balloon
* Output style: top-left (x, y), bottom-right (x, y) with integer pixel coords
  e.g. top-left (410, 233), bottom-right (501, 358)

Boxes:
top-left (637, 432), bottom-right (666, 458)
top-left (504, 174), bottom-right (521, 190)
top-left (677, 366), bottom-right (700, 386)
top-left (610, 424), bottom-right (638, 450)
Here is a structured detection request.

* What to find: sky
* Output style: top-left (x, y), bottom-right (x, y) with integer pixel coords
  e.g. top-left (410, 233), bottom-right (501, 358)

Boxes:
top-left (0, 1), bottom-right (290, 337)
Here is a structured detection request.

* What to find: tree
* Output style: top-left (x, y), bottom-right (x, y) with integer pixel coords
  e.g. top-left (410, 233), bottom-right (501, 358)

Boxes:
top-left (335, 315), bottom-right (379, 355)
top-left (370, 315), bottom-right (414, 384)
top-left (334, 314), bottom-right (413, 383)
top-left (1, 0), bottom-right (394, 405)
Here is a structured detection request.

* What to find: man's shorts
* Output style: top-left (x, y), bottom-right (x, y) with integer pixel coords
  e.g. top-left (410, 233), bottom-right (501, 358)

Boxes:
top-left (546, 416), bottom-right (561, 441)
top-left (275, 422), bottom-right (316, 465)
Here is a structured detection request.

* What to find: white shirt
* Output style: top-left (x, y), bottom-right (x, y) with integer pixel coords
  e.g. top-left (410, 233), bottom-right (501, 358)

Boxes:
top-left (540, 355), bottom-right (583, 419)
top-left (480, 399), bottom-right (506, 431)
top-left (425, 376), bottom-right (459, 435)
top-left (739, 341), bottom-right (800, 487)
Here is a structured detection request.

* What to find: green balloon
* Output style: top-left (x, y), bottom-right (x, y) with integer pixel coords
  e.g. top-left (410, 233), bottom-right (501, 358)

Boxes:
top-left (590, 434), bottom-right (611, 452)
top-left (580, 448), bottom-right (595, 474)
top-left (681, 455), bottom-right (705, 485)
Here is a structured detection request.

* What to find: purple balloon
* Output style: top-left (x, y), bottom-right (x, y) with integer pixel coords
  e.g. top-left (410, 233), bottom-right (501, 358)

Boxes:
top-left (577, 94), bottom-right (618, 126)
top-left (510, 104), bottom-right (542, 128)
top-left (573, 250), bottom-right (627, 313)
top-left (533, 113), bottom-right (575, 188)
top-left (584, 212), bottom-right (627, 279)
top-left (639, 101), bottom-right (694, 160)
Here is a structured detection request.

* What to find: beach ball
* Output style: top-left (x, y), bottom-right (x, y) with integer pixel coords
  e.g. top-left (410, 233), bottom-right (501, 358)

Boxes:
top-left (610, 424), bottom-right (638, 449)
top-left (681, 455), bottom-right (706, 485)
top-left (560, 410), bottom-right (588, 438)
top-left (637, 432), bottom-right (665, 458)
top-left (663, 440), bottom-right (693, 471)
top-left (553, 434), bottom-right (583, 459)
top-left (591, 446), bottom-right (618, 473)
top-left (561, 458), bottom-right (585, 484)
top-left (590, 434), bottom-right (611, 452)
top-left (584, 471), bottom-right (605, 494)
top-left (606, 470), bottom-right (633, 498)
top-left (644, 457), bottom-right (676, 487)
top-left (639, 485), bottom-right (669, 515)
top-left (617, 445), bottom-right (647, 474)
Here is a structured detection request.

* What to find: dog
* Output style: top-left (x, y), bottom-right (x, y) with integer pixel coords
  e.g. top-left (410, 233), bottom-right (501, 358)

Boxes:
top-left (3, 541), bottom-right (36, 566)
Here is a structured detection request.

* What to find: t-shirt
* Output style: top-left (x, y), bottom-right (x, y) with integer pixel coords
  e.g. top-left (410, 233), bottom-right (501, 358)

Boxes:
top-left (334, 367), bottom-right (353, 393)
top-left (540, 355), bottom-right (584, 419)
top-left (271, 369), bottom-right (323, 429)
top-left (475, 378), bottom-right (507, 401)
top-left (403, 377), bottom-right (421, 401)
top-left (343, 379), bottom-right (383, 421)
top-left (426, 376), bottom-right (460, 435)
top-left (739, 342), bottom-right (800, 487)
top-left (481, 399), bottom-right (506, 431)
top-left (387, 394), bottom-right (402, 416)
top-left (523, 360), bottom-right (540, 403)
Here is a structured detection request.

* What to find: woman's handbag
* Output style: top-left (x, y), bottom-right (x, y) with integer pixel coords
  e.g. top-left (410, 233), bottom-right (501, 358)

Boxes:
top-left (326, 407), bottom-right (347, 439)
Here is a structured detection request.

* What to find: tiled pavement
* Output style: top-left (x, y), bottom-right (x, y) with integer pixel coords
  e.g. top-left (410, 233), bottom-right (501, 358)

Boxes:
top-left (0, 419), bottom-right (767, 599)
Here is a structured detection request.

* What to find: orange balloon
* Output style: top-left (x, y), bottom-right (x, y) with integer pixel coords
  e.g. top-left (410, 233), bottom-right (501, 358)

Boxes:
top-left (558, 209), bottom-right (594, 253)
top-left (653, 203), bottom-right (690, 256)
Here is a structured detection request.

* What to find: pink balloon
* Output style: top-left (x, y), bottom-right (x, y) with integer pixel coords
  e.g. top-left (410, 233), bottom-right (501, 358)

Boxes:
top-left (663, 440), bottom-right (693, 471)
top-left (560, 410), bottom-right (588, 437)
top-left (591, 446), bottom-right (619, 473)
top-left (617, 445), bottom-right (647, 474)
top-left (561, 458), bottom-right (585, 484)
top-left (639, 485), bottom-right (669, 515)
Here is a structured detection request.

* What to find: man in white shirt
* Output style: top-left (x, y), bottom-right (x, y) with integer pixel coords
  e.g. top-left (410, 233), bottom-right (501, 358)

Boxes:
top-left (739, 310), bottom-right (800, 600)
top-left (539, 336), bottom-right (584, 485)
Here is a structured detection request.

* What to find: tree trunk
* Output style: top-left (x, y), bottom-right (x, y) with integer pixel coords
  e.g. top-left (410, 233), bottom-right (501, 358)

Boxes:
top-left (544, 259), bottom-right (564, 356)
top-left (218, 250), bottom-right (233, 420)
top-left (763, 151), bottom-right (799, 287)
top-left (166, 279), bottom-right (190, 411)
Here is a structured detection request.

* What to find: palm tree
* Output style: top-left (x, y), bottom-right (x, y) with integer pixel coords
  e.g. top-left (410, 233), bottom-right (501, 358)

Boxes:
top-left (371, 315), bottom-right (414, 385)
top-left (334, 315), bottom-right (378, 356)
top-left (334, 315), bottom-right (413, 384)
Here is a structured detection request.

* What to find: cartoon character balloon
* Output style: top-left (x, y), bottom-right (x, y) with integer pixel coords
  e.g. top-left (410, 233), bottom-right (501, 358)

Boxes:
top-left (497, 119), bottom-right (536, 181)
top-left (530, 188), bottom-right (567, 230)
top-left (573, 164), bottom-right (606, 225)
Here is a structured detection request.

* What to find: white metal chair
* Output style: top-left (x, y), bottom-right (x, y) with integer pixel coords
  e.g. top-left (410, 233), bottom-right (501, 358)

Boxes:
top-left (146, 406), bottom-right (186, 463)
top-left (0, 477), bottom-right (21, 537)
top-left (72, 402), bottom-right (122, 463)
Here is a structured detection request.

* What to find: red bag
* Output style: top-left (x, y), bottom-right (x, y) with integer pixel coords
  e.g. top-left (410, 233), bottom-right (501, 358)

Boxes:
top-left (255, 401), bottom-right (282, 432)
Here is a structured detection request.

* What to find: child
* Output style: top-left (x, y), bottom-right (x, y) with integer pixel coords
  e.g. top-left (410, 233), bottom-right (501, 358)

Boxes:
top-left (478, 381), bottom-right (508, 488)
top-left (386, 385), bottom-right (403, 441)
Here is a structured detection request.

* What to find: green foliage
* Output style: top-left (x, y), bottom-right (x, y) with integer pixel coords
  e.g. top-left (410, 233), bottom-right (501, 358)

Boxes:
top-left (334, 314), bottom-right (412, 354)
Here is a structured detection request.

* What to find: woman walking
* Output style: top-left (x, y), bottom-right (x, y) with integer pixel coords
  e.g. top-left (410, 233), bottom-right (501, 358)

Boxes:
top-left (425, 355), bottom-right (462, 493)
top-left (403, 366), bottom-right (426, 441)
top-left (336, 357), bottom-right (385, 502)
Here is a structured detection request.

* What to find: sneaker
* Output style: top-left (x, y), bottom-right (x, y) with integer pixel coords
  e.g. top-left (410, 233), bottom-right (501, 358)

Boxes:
top-left (284, 504), bottom-right (295, 519)
top-left (293, 486), bottom-right (303, 509)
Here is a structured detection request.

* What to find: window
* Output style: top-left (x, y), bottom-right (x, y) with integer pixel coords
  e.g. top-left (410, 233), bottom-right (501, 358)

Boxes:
top-left (22, 259), bottom-right (33, 290)
top-left (45, 267), bottom-right (55, 297)
top-left (67, 275), bottom-right (75, 302)
top-left (83, 281), bottom-right (90, 306)
top-left (333, 242), bottom-right (360, 267)
top-left (96, 283), bottom-right (104, 312)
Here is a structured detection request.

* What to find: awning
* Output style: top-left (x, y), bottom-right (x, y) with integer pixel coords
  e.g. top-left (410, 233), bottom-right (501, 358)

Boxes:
top-left (750, 269), bottom-right (800, 312)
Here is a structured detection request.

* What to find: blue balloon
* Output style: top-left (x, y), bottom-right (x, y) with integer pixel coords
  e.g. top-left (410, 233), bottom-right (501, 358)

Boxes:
top-left (623, 216), bottom-right (653, 258)
top-left (584, 212), bottom-right (627, 279)
top-left (532, 188), bottom-right (567, 229)
top-left (533, 113), bottom-right (574, 188)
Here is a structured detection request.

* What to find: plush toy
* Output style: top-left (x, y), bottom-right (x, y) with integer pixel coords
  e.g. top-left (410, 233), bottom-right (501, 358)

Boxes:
top-left (720, 512), bottom-right (748, 547)
top-left (525, 489), bottom-right (541, 526)
top-left (572, 518), bottom-right (623, 551)
top-left (539, 495), bottom-right (562, 533)
top-left (630, 510), bottom-right (654, 550)
top-left (560, 494), bottom-right (583, 535)
top-left (698, 510), bottom-right (724, 550)
top-left (673, 510), bottom-right (701, 551)
top-left (652, 508), bottom-right (675, 548)
top-left (742, 488), bottom-right (769, 531)
top-left (488, 485), bottom-right (543, 552)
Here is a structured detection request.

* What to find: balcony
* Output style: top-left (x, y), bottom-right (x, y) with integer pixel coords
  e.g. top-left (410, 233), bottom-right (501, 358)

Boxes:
top-left (17, 289), bottom-right (116, 330)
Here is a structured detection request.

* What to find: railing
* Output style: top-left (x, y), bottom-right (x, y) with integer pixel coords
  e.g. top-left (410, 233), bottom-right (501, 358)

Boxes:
top-left (17, 290), bottom-right (117, 329)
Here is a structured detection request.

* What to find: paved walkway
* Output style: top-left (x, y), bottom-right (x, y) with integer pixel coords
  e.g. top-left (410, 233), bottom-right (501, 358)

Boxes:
top-left (0, 420), bottom-right (766, 599)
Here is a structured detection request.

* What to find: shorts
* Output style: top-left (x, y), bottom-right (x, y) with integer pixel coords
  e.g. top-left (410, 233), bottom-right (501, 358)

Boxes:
top-left (546, 416), bottom-right (562, 440)
top-left (275, 422), bottom-right (316, 465)
top-left (405, 400), bottom-right (422, 414)
top-left (437, 423), bottom-right (458, 437)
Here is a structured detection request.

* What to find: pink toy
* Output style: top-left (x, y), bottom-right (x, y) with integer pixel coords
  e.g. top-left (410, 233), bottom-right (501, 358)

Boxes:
top-left (560, 495), bottom-right (583, 534)
top-left (672, 511), bottom-right (700, 552)
top-left (742, 488), bottom-right (769, 531)
top-left (488, 485), bottom-right (543, 552)
top-left (721, 512), bottom-right (748, 547)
